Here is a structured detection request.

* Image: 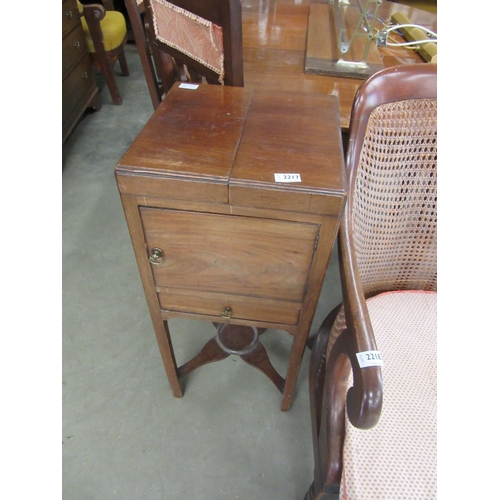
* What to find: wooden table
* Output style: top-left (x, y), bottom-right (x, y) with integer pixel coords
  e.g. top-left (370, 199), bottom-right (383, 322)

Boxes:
top-left (116, 83), bottom-right (346, 410)
top-left (241, 0), bottom-right (437, 130)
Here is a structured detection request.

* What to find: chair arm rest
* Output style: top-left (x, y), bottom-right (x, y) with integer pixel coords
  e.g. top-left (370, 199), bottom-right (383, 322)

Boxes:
top-left (337, 215), bottom-right (383, 430)
top-left (81, 3), bottom-right (106, 23)
top-left (80, 4), bottom-right (108, 56)
top-left (310, 220), bottom-right (383, 490)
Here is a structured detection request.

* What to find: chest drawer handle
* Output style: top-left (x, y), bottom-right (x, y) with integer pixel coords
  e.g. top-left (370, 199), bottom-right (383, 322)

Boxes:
top-left (73, 41), bottom-right (80, 49)
top-left (148, 247), bottom-right (164, 265)
top-left (65, 10), bottom-right (73, 19)
top-left (220, 306), bottom-right (232, 318)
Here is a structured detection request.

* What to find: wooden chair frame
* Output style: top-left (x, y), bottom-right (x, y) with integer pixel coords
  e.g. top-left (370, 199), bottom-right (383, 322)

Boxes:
top-left (306, 64), bottom-right (437, 499)
top-left (126, 0), bottom-right (243, 109)
top-left (80, 0), bottom-right (129, 104)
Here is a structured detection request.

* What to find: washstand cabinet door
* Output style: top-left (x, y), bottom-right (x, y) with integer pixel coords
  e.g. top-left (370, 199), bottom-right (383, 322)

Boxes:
top-left (139, 208), bottom-right (320, 304)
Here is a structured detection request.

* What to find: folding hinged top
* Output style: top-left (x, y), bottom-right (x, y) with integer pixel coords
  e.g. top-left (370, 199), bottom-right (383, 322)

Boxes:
top-left (115, 83), bottom-right (345, 213)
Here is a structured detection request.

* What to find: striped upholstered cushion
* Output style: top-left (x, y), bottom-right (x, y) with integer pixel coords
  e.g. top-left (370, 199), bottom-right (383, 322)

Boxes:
top-left (148, 0), bottom-right (224, 82)
top-left (341, 290), bottom-right (437, 500)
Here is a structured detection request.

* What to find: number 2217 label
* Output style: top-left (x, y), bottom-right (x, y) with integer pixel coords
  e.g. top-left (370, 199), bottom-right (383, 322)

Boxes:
top-left (274, 173), bottom-right (302, 183)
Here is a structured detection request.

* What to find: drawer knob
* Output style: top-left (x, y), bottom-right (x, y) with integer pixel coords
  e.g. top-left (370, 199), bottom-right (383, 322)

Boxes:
top-left (82, 72), bottom-right (88, 80)
top-left (148, 247), bottom-right (164, 265)
top-left (73, 40), bottom-right (80, 49)
top-left (220, 306), bottom-right (232, 318)
top-left (65, 10), bottom-right (73, 19)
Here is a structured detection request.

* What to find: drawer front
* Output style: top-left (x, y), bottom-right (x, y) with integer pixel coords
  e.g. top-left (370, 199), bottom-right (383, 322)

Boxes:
top-left (140, 208), bottom-right (319, 303)
top-left (62, 24), bottom-right (87, 79)
top-left (62, 55), bottom-right (94, 125)
top-left (158, 290), bottom-right (301, 325)
top-left (62, 0), bottom-right (81, 38)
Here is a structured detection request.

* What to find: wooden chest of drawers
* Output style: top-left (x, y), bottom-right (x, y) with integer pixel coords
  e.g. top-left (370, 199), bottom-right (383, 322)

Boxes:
top-left (115, 83), bottom-right (346, 410)
top-left (62, 0), bottom-right (100, 143)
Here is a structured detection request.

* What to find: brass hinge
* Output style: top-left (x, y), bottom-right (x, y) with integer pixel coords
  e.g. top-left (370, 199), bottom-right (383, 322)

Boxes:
top-left (313, 232), bottom-right (320, 252)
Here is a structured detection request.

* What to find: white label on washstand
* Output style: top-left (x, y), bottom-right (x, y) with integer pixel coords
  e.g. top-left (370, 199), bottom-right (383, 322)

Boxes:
top-left (179, 83), bottom-right (199, 90)
top-left (274, 173), bottom-right (302, 183)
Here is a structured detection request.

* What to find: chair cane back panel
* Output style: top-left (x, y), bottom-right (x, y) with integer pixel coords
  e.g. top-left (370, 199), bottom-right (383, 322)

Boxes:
top-left (353, 98), bottom-right (437, 297)
top-left (328, 89), bottom-right (437, 353)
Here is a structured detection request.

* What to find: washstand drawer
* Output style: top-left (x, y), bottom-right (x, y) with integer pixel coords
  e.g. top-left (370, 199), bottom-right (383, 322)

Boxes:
top-left (158, 289), bottom-right (301, 325)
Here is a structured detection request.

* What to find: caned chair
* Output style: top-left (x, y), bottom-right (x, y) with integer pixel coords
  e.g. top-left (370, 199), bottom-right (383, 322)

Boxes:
top-left (78, 0), bottom-right (129, 104)
top-left (125, 0), bottom-right (244, 110)
top-left (306, 64), bottom-right (437, 500)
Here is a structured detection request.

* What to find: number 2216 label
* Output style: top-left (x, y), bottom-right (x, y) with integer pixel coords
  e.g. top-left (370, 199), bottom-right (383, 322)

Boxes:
top-left (356, 350), bottom-right (384, 368)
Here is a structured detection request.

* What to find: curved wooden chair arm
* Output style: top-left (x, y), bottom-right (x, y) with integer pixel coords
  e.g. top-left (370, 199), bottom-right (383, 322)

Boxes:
top-left (311, 276), bottom-right (382, 492)
top-left (319, 316), bottom-right (381, 487)
top-left (337, 218), bottom-right (383, 431)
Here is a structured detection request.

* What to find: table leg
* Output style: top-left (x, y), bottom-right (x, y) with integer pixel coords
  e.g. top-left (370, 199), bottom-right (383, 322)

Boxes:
top-left (280, 331), bottom-right (309, 411)
top-left (152, 320), bottom-right (183, 398)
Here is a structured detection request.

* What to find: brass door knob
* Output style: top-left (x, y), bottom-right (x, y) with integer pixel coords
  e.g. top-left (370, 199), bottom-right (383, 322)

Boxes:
top-left (148, 247), bottom-right (164, 265)
top-left (220, 306), bottom-right (232, 318)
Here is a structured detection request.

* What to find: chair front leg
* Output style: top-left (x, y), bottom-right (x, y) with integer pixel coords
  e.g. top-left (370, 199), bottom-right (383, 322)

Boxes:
top-left (118, 47), bottom-right (130, 76)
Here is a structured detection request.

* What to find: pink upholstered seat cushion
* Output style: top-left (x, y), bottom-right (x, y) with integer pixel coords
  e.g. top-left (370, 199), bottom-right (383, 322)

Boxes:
top-left (341, 290), bottom-right (437, 500)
